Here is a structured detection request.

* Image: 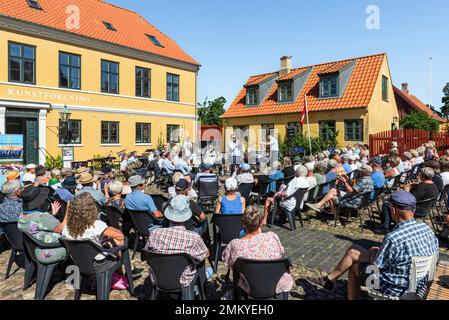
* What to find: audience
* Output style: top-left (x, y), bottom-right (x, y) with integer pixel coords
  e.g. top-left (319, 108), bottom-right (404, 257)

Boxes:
top-left (0, 180), bottom-right (23, 236)
top-left (54, 176), bottom-right (77, 202)
top-left (105, 180), bottom-right (125, 214)
top-left (215, 178), bottom-right (245, 215)
top-left (76, 172), bottom-right (106, 206)
top-left (232, 163), bottom-right (254, 185)
top-left (222, 205), bottom-right (293, 299)
top-left (440, 156), bottom-right (449, 187)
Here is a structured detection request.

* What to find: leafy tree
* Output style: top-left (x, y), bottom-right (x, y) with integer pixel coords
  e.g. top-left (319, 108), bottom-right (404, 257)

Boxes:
top-left (442, 82), bottom-right (449, 119)
top-left (399, 111), bottom-right (440, 132)
top-left (197, 97), bottom-right (226, 125)
top-left (280, 128), bottom-right (339, 156)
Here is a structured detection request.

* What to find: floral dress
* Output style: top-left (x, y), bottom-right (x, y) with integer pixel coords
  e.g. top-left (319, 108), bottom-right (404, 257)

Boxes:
top-left (18, 211), bottom-right (67, 264)
top-left (222, 232), bottom-right (293, 294)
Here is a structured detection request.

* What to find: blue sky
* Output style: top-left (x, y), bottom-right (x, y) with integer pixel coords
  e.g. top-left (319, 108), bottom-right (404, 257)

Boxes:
top-left (109, 0), bottom-right (449, 110)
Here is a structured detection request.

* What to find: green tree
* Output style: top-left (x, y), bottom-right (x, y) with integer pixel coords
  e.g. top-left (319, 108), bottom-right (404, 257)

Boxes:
top-left (442, 82), bottom-right (449, 119)
top-left (197, 97), bottom-right (226, 125)
top-left (399, 111), bottom-right (440, 132)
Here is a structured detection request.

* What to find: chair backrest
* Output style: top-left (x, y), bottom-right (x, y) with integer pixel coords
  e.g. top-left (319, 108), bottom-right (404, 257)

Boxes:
top-left (141, 249), bottom-right (194, 291)
top-left (292, 188), bottom-right (309, 212)
top-left (59, 237), bottom-right (104, 275)
top-left (371, 187), bottom-right (384, 201)
top-left (360, 191), bottom-right (372, 208)
top-left (149, 194), bottom-right (168, 212)
top-left (234, 257), bottom-right (291, 299)
top-left (54, 199), bottom-right (68, 222)
top-left (415, 197), bottom-right (438, 217)
top-left (408, 253), bottom-right (438, 293)
top-left (104, 205), bottom-right (122, 230)
top-left (283, 176), bottom-right (294, 186)
top-left (254, 176), bottom-right (270, 195)
top-left (127, 210), bottom-right (153, 236)
top-left (1, 222), bottom-right (24, 251)
top-left (198, 175), bottom-right (219, 199)
top-left (21, 231), bottom-right (61, 263)
top-left (238, 183), bottom-right (254, 202)
top-left (212, 214), bottom-right (243, 244)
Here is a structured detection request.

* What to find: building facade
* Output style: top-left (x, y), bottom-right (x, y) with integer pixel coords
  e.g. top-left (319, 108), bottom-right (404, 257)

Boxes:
top-left (0, 0), bottom-right (200, 164)
top-left (222, 54), bottom-right (399, 149)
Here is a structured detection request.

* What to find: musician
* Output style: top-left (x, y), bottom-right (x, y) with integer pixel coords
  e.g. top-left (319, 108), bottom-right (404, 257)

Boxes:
top-left (228, 134), bottom-right (243, 173)
top-left (183, 137), bottom-right (193, 160)
top-left (120, 154), bottom-right (128, 173)
top-left (261, 134), bottom-right (279, 165)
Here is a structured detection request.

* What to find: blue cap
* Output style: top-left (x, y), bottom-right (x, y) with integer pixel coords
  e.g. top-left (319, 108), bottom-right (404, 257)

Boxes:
top-left (240, 163), bottom-right (250, 172)
top-left (293, 156), bottom-right (301, 163)
top-left (201, 162), bottom-right (212, 170)
top-left (390, 191), bottom-right (417, 211)
top-left (369, 157), bottom-right (382, 166)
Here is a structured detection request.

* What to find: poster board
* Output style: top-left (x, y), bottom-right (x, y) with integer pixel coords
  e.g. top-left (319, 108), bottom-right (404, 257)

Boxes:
top-left (0, 134), bottom-right (24, 163)
top-left (62, 146), bottom-right (74, 168)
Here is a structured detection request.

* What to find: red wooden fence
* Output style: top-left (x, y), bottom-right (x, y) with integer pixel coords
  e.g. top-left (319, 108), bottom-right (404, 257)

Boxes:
top-left (369, 129), bottom-right (449, 156)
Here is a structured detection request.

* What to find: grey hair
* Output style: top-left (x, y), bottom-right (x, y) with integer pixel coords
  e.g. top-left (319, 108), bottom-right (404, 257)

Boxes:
top-left (305, 162), bottom-right (315, 172)
top-left (172, 172), bottom-right (184, 185)
top-left (272, 161), bottom-right (280, 170)
top-left (2, 180), bottom-right (21, 198)
top-left (328, 159), bottom-right (338, 169)
top-left (108, 181), bottom-right (123, 195)
top-left (314, 161), bottom-right (328, 175)
top-left (61, 168), bottom-right (72, 178)
top-left (420, 167), bottom-right (435, 180)
top-left (403, 152), bottom-right (413, 160)
top-left (410, 149), bottom-right (419, 158)
top-left (51, 168), bottom-right (61, 179)
top-left (416, 146), bottom-right (425, 156)
top-left (295, 165), bottom-right (308, 178)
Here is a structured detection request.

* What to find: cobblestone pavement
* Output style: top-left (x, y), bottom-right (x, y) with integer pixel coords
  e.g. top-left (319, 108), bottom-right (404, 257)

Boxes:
top-left (1, 210), bottom-right (448, 301)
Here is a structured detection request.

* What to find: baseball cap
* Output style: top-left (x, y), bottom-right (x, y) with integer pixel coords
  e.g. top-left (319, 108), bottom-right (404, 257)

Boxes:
top-left (175, 179), bottom-right (190, 191)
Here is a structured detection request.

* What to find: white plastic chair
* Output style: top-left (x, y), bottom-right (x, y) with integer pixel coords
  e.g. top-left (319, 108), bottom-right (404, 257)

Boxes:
top-left (366, 253), bottom-right (438, 300)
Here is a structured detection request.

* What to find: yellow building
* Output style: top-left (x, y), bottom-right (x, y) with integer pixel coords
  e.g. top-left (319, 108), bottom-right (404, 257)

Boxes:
top-left (222, 53), bottom-right (399, 149)
top-left (0, 0), bottom-right (200, 165)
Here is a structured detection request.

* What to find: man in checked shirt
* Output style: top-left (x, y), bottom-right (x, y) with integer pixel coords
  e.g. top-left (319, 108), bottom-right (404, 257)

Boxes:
top-left (145, 195), bottom-right (210, 291)
top-left (307, 190), bottom-right (439, 300)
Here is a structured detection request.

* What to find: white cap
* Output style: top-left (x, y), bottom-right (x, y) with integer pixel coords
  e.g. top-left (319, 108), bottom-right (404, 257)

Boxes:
top-left (26, 164), bottom-right (36, 170)
top-left (225, 178), bottom-right (238, 191)
top-left (22, 173), bottom-right (35, 183)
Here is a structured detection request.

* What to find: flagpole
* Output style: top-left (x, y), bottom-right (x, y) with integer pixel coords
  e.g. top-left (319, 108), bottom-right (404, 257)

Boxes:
top-left (305, 94), bottom-right (313, 155)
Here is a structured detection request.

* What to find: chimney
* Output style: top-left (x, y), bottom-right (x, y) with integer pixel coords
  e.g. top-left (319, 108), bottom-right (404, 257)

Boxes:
top-left (279, 56), bottom-right (292, 77)
top-left (402, 83), bottom-right (409, 94)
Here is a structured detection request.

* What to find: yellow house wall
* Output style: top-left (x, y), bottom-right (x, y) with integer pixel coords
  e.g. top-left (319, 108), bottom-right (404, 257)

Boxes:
top-left (366, 56), bottom-right (399, 134)
top-left (0, 29), bottom-right (197, 162)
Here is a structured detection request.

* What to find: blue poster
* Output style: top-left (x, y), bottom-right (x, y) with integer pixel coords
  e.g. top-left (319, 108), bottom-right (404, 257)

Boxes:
top-left (0, 135), bottom-right (24, 163)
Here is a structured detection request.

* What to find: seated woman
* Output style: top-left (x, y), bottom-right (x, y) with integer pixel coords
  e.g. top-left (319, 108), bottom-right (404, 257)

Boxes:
top-left (268, 161), bottom-right (285, 196)
top-left (222, 205), bottom-right (293, 299)
top-left (18, 186), bottom-right (67, 264)
top-left (232, 163), bottom-right (254, 185)
top-left (62, 193), bottom-right (124, 261)
top-left (104, 180), bottom-right (125, 214)
top-left (168, 172), bottom-right (198, 201)
top-left (384, 157), bottom-right (401, 179)
top-left (282, 157), bottom-right (295, 179)
top-left (215, 178), bottom-right (246, 215)
top-left (264, 166), bottom-right (309, 226)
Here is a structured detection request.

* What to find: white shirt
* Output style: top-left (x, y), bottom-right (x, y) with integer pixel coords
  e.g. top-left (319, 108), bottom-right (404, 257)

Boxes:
top-left (280, 177), bottom-right (309, 212)
top-left (415, 156), bottom-right (424, 165)
top-left (120, 160), bottom-right (128, 171)
top-left (269, 136), bottom-right (279, 152)
top-left (441, 172), bottom-right (449, 187)
top-left (62, 220), bottom-right (109, 260)
top-left (228, 140), bottom-right (242, 157)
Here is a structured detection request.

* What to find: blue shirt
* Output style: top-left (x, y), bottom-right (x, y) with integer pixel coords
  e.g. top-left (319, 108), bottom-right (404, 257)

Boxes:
top-left (268, 170), bottom-right (284, 193)
top-left (162, 159), bottom-right (175, 174)
top-left (125, 190), bottom-right (158, 213)
top-left (375, 219), bottom-right (439, 297)
top-left (343, 163), bottom-right (352, 174)
top-left (55, 188), bottom-right (74, 202)
top-left (323, 171), bottom-right (338, 194)
top-left (221, 195), bottom-right (243, 215)
top-left (371, 170), bottom-right (386, 200)
top-left (76, 187), bottom-right (106, 206)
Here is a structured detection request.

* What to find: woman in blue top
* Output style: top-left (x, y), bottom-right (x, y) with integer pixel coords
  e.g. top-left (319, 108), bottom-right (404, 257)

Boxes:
top-left (268, 161), bottom-right (285, 195)
top-left (215, 178), bottom-right (246, 215)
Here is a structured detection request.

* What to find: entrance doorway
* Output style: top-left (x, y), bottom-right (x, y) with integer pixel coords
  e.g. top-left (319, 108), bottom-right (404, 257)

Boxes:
top-left (5, 108), bottom-right (39, 164)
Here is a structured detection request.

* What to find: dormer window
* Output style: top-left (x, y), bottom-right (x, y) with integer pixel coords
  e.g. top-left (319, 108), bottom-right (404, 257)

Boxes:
top-left (320, 75), bottom-right (339, 98)
top-left (103, 21), bottom-right (117, 31)
top-left (246, 87), bottom-right (258, 106)
top-left (278, 82), bottom-right (293, 102)
top-left (27, 0), bottom-right (42, 10)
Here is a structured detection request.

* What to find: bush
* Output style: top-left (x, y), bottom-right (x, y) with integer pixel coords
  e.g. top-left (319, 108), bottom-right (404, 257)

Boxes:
top-left (400, 111), bottom-right (440, 132)
top-left (280, 129), bottom-right (339, 156)
top-left (44, 154), bottom-right (62, 170)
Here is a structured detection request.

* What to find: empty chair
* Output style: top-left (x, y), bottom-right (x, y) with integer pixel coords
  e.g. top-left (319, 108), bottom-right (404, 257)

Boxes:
top-left (233, 257), bottom-right (292, 300)
top-left (141, 249), bottom-right (205, 300)
top-left (1, 222), bottom-right (24, 280)
top-left (211, 214), bottom-right (243, 273)
top-left (60, 237), bottom-right (134, 300)
top-left (21, 231), bottom-right (68, 300)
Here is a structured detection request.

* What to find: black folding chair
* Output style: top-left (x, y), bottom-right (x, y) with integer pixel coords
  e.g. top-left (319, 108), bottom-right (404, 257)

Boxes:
top-left (211, 214), bottom-right (243, 273)
top-left (368, 187), bottom-right (384, 222)
top-left (336, 191), bottom-right (373, 231)
top-left (53, 199), bottom-right (68, 222)
top-left (238, 183), bottom-right (254, 205)
top-left (251, 176), bottom-right (270, 205)
top-left (271, 188), bottom-right (309, 231)
top-left (197, 175), bottom-right (219, 213)
top-left (282, 175), bottom-right (295, 186)
top-left (60, 237), bottom-right (134, 300)
top-left (141, 249), bottom-right (206, 300)
top-left (233, 257), bottom-right (292, 300)
top-left (127, 209), bottom-right (162, 259)
top-left (1, 222), bottom-right (25, 280)
top-left (21, 231), bottom-right (68, 300)
top-left (415, 197), bottom-right (438, 221)
top-left (150, 194), bottom-right (169, 212)
top-left (103, 205), bottom-right (123, 230)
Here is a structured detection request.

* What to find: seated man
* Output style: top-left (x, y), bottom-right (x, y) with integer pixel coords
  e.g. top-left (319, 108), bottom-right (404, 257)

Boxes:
top-left (308, 191), bottom-right (439, 300)
top-left (193, 163), bottom-right (216, 187)
top-left (369, 157), bottom-right (386, 199)
top-left (75, 172), bottom-right (106, 206)
top-left (0, 180), bottom-right (23, 236)
top-left (145, 195), bottom-right (209, 289)
top-left (161, 152), bottom-right (175, 175)
top-left (125, 175), bottom-right (164, 230)
top-left (306, 164), bottom-right (374, 226)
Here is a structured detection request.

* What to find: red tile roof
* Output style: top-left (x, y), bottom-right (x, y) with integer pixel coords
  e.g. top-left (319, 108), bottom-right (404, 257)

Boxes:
top-left (0, 0), bottom-right (199, 66)
top-left (394, 86), bottom-right (446, 123)
top-left (222, 53), bottom-right (385, 118)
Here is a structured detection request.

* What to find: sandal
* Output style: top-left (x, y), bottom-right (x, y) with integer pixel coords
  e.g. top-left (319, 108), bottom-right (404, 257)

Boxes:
top-left (305, 274), bottom-right (334, 291)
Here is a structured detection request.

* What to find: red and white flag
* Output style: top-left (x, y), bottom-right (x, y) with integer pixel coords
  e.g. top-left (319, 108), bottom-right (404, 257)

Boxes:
top-left (300, 95), bottom-right (308, 124)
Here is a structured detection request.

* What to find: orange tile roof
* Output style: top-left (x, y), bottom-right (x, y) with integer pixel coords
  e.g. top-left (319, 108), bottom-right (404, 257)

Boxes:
top-left (245, 72), bottom-right (277, 87)
top-left (318, 60), bottom-right (352, 76)
top-left (394, 86), bottom-right (447, 123)
top-left (222, 53), bottom-right (385, 118)
top-left (0, 0), bottom-right (199, 66)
